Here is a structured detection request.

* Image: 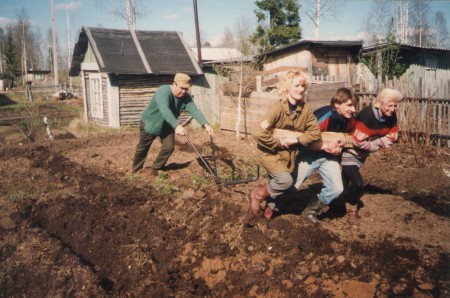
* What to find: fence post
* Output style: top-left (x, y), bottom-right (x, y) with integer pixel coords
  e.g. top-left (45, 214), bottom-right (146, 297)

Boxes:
top-left (256, 75), bottom-right (262, 92)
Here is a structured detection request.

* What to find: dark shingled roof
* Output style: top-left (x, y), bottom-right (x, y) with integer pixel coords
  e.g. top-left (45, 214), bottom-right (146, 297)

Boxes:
top-left (70, 27), bottom-right (202, 76)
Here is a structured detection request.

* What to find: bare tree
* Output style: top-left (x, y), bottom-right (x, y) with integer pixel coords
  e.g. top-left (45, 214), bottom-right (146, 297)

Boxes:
top-left (364, 0), bottom-right (394, 45)
top-left (215, 17), bottom-right (258, 140)
top-left (16, 8), bottom-right (31, 86)
top-left (302, 0), bottom-right (348, 40)
top-left (395, 0), bottom-right (409, 43)
top-left (409, 0), bottom-right (431, 46)
top-left (95, 0), bottom-right (147, 29)
top-left (220, 27), bottom-right (234, 48)
top-left (433, 11), bottom-right (449, 48)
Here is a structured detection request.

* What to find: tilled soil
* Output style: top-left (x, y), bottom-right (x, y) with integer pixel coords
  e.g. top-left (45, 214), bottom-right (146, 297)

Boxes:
top-left (1, 129), bottom-right (449, 297)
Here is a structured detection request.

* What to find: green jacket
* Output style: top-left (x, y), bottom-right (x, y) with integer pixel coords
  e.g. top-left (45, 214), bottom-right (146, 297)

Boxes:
top-left (141, 85), bottom-right (208, 136)
top-left (252, 100), bottom-right (321, 173)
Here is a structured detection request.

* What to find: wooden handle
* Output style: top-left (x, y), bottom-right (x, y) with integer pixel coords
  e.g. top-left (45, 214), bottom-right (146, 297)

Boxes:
top-left (272, 128), bottom-right (353, 148)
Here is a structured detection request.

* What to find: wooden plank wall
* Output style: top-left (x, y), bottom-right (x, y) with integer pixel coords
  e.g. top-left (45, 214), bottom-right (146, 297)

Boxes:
top-left (190, 72), bottom-right (224, 127)
top-left (358, 63), bottom-right (450, 99)
top-left (118, 75), bottom-right (172, 126)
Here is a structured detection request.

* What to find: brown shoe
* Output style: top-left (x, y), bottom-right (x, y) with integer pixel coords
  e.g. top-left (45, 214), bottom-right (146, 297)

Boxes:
top-left (346, 203), bottom-right (361, 224)
top-left (249, 184), bottom-right (270, 217)
top-left (148, 168), bottom-right (160, 177)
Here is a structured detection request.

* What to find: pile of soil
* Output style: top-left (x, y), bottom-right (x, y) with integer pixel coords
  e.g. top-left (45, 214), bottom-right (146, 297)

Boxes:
top-left (1, 126), bottom-right (449, 297)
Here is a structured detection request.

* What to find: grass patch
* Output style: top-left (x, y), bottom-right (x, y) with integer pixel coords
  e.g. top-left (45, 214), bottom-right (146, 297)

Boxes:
top-left (152, 175), bottom-right (180, 196)
top-left (192, 175), bottom-right (210, 187)
top-left (7, 191), bottom-right (35, 202)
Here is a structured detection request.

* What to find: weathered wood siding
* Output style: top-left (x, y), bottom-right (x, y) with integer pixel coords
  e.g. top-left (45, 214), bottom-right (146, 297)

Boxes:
top-left (357, 55), bottom-right (450, 99)
top-left (117, 75), bottom-right (173, 126)
top-left (264, 50), bottom-right (313, 74)
top-left (190, 72), bottom-right (224, 127)
top-left (263, 49), bottom-right (358, 85)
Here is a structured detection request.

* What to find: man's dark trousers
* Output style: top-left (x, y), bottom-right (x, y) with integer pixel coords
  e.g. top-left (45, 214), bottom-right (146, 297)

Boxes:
top-left (132, 121), bottom-right (174, 173)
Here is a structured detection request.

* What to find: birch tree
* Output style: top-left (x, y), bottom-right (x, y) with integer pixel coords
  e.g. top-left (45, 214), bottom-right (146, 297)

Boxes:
top-left (16, 8), bottom-right (31, 85)
top-left (217, 17), bottom-right (259, 140)
top-left (302, 0), bottom-right (348, 40)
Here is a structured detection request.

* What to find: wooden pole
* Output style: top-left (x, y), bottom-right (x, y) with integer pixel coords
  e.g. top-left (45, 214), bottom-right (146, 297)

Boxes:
top-left (193, 0), bottom-right (202, 64)
top-left (51, 0), bottom-right (59, 86)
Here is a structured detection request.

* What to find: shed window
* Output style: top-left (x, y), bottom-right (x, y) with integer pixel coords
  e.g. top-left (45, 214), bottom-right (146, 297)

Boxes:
top-left (90, 74), bottom-right (103, 119)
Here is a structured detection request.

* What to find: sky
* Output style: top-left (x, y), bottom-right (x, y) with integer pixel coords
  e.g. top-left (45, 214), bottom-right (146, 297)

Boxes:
top-left (1, 0), bottom-right (450, 57)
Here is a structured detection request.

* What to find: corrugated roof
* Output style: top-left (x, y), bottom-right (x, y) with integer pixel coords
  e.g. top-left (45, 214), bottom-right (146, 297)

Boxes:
top-left (70, 27), bottom-right (202, 76)
top-left (363, 42), bottom-right (450, 53)
top-left (264, 40), bottom-right (364, 56)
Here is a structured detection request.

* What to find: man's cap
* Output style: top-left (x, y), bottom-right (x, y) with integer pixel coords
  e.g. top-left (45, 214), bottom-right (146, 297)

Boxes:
top-left (174, 73), bottom-right (191, 88)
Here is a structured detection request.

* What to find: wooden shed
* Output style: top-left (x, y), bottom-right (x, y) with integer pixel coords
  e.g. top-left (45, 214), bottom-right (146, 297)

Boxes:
top-left (69, 26), bottom-right (202, 128)
top-left (358, 43), bottom-right (450, 98)
top-left (261, 40), bottom-right (363, 85)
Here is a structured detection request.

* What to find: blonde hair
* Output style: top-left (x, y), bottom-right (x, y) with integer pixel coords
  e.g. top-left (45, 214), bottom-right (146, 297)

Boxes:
top-left (278, 70), bottom-right (310, 103)
top-left (373, 88), bottom-right (403, 108)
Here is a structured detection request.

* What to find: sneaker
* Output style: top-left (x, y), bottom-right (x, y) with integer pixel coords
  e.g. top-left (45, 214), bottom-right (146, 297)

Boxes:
top-left (303, 196), bottom-right (328, 223)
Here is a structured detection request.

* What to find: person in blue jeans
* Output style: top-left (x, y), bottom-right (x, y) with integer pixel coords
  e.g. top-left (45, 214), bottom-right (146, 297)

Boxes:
top-left (294, 88), bottom-right (358, 223)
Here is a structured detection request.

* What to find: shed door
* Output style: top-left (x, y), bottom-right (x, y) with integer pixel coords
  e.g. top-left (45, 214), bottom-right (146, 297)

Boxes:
top-left (90, 74), bottom-right (103, 119)
top-left (328, 57), bottom-right (348, 82)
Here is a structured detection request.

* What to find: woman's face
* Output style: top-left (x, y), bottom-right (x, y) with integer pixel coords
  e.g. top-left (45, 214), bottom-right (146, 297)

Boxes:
top-left (379, 100), bottom-right (398, 117)
top-left (288, 77), bottom-right (306, 103)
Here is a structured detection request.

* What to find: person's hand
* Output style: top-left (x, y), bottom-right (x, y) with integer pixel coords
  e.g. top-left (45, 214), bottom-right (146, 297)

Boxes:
top-left (321, 140), bottom-right (343, 155)
top-left (204, 124), bottom-right (214, 137)
top-left (175, 125), bottom-right (186, 136)
top-left (279, 137), bottom-right (299, 148)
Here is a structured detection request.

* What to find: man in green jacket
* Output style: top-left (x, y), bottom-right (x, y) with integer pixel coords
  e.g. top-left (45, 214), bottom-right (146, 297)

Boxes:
top-left (132, 73), bottom-right (214, 175)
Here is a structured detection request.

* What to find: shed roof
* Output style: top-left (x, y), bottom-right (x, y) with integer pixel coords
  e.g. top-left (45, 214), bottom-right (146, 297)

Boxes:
top-left (362, 43), bottom-right (450, 54)
top-left (264, 40), bottom-right (364, 57)
top-left (190, 47), bottom-right (244, 62)
top-left (70, 27), bottom-right (202, 76)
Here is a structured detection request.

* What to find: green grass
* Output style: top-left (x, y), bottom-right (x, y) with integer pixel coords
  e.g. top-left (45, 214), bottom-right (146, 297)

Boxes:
top-left (7, 191), bottom-right (35, 202)
top-left (192, 175), bottom-right (210, 187)
top-left (152, 175), bottom-right (180, 196)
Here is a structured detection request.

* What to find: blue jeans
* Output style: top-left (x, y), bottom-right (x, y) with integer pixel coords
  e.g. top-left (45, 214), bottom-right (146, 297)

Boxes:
top-left (294, 151), bottom-right (343, 205)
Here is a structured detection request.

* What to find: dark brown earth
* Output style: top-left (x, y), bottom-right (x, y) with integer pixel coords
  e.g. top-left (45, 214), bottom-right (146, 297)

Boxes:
top-left (1, 101), bottom-right (449, 297)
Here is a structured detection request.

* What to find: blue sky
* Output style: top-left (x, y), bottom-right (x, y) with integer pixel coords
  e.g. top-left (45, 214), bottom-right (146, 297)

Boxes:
top-left (1, 0), bottom-right (450, 53)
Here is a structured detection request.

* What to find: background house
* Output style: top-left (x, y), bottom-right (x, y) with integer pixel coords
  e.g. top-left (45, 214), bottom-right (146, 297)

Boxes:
top-left (69, 27), bottom-right (202, 128)
top-left (358, 43), bottom-right (450, 98)
top-left (261, 40), bottom-right (363, 85)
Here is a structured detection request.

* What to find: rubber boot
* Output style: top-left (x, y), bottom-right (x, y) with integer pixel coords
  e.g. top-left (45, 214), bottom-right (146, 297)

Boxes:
top-left (346, 203), bottom-right (361, 224)
top-left (249, 184), bottom-right (270, 217)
